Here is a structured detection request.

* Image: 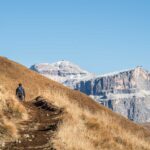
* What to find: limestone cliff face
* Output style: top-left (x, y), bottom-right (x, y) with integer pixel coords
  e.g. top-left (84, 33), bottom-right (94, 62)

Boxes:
top-left (30, 62), bottom-right (150, 123)
top-left (76, 67), bottom-right (150, 95)
top-left (75, 67), bottom-right (150, 123)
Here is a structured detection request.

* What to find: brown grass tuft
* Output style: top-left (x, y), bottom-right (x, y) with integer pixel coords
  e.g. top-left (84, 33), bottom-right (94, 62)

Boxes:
top-left (5, 98), bottom-right (28, 120)
top-left (0, 117), bottom-right (18, 139)
top-left (0, 85), bottom-right (28, 143)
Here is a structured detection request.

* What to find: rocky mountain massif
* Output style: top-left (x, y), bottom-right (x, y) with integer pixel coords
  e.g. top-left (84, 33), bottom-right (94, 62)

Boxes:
top-left (31, 61), bottom-right (150, 123)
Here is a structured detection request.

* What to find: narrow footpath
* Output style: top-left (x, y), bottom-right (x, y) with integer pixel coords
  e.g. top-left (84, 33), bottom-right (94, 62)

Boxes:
top-left (4, 97), bottom-right (63, 150)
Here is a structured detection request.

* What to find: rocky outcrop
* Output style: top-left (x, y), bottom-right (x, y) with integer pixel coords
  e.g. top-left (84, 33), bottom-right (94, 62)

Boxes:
top-left (76, 67), bottom-right (150, 95)
top-left (30, 61), bottom-right (150, 123)
top-left (75, 67), bottom-right (150, 123)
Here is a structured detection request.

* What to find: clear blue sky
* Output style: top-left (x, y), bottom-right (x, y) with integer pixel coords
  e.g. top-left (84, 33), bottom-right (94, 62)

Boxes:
top-left (0, 0), bottom-right (150, 74)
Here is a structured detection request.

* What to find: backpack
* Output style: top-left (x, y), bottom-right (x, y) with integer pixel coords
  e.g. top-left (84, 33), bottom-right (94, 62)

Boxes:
top-left (17, 87), bottom-right (24, 95)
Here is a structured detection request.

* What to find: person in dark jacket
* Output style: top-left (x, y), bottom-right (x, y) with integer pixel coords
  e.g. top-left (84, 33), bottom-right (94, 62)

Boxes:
top-left (16, 83), bottom-right (25, 101)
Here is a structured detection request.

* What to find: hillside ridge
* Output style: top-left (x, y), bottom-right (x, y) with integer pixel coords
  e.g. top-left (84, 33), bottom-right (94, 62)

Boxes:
top-left (0, 56), bottom-right (150, 150)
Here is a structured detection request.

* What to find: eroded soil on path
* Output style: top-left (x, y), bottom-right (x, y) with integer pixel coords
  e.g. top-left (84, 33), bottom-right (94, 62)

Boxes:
top-left (4, 97), bottom-right (63, 150)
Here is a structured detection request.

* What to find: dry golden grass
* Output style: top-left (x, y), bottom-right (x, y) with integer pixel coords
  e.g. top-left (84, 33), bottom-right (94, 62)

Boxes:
top-left (0, 56), bottom-right (150, 150)
top-left (5, 98), bottom-right (28, 120)
top-left (0, 117), bottom-right (18, 138)
top-left (0, 86), bottom-right (28, 120)
top-left (0, 85), bottom-right (28, 143)
top-left (44, 93), bottom-right (150, 150)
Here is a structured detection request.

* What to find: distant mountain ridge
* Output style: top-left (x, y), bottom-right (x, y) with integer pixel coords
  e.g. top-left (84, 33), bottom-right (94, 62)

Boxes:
top-left (30, 60), bottom-right (95, 88)
top-left (30, 61), bottom-right (150, 123)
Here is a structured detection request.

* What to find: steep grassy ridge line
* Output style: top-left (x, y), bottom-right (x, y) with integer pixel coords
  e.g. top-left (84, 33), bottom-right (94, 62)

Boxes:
top-left (0, 56), bottom-right (150, 149)
top-left (0, 56), bottom-right (106, 111)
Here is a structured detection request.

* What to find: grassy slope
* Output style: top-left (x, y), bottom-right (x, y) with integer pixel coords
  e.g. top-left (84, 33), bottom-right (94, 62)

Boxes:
top-left (0, 56), bottom-right (150, 150)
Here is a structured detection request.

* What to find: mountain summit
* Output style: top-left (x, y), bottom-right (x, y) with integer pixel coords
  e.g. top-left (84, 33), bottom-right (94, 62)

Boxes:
top-left (30, 60), bottom-right (90, 77)
top-left (30, 60), bottom-right (94, 87)
top-left (30, 61), bottom-right (150, 123)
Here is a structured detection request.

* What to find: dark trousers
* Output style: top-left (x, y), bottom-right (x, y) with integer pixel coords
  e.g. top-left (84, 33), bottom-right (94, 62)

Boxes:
top-left (17, 93), bottom-right (25, 101)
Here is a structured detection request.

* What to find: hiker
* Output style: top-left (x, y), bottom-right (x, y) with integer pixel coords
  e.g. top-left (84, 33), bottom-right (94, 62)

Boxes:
top-left (16, 83), bottom-right (25, 101)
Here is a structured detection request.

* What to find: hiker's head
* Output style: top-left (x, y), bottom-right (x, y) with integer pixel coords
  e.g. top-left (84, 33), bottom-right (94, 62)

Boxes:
top-left (19, 83), bottom-right (22, 87)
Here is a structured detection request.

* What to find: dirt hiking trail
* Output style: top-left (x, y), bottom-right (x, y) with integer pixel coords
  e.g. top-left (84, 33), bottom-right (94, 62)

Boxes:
top-left (4, 96), bottom-right (63, 150)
